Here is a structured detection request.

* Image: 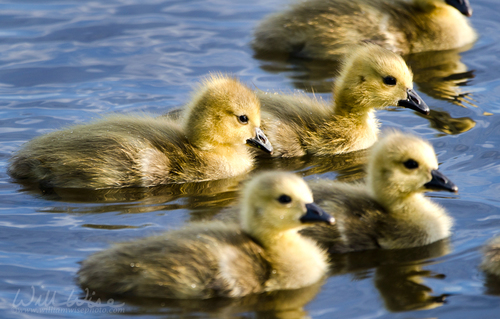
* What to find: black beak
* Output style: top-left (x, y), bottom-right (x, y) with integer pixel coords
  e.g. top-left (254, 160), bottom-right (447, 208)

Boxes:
top-left (397, 88), bottom-right (430, 115)
top-left (424, 170), bottom-right (458, 193)
top-left (300, 203), bottom-right (335, 225)
top-left (246, 127), bottom-right (273, 154)
top-left (446, 0), bottom-right (472, 17)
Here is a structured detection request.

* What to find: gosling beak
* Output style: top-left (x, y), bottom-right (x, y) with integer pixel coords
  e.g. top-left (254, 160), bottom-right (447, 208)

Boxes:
top-left (300, 203), bottom-right (335, 225)
top-left (424, 170), bottom-right (458, 193)
top-left (397, 88), bottom-right (430, 115)
top-left (246, 127), bottom-right (273, 154)
top-left (446, 0), bottom-right (472, 17)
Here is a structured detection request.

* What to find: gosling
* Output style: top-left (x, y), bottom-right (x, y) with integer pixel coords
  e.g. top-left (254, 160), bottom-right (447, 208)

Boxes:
top-left (259, 43), bottom-right (429, 157)
top-left (482, 236), bottom-right (500, 277)
top-left (253, 0), bottom-right (477, 60)
top-left (302, 131), bottom-right (458, 252)
top-left (8, 74), bottom-right (273, 189)
top-left (77, 172), bottom-right (335, 299)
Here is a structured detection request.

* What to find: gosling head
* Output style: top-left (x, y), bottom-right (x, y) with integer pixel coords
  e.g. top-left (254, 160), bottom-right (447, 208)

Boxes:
top-left (445, 0), bottom-right (473, 17)
top-left (334, 43), bottom-right (429, 116)
top-left (183, 74), bottom-right (273, 154)
top-left (367, 131), bottom-right (458, 203)
top-left (240, 172), bottom-right (334, 241)
top-left (416, 0), bottom-right (473, 17)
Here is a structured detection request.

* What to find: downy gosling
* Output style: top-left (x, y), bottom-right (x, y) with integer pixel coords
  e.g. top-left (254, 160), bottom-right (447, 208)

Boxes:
top-left (8, 74), bottom-right (273, 189)
top-left (77, 171), bottom-right (335, 299)
top-left (482, 236), bottom-right (500, 277)
top-left (253, 0), bottom-right (477, 60)
top-left (259, 43), bottom-right (429, 157)
top-left (302, 131), bottom-right (458, 252)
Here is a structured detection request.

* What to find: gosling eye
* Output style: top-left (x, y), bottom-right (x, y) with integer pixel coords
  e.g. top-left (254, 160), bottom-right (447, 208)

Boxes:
top-left (383, 76), bottom-right (397, 86)
top-left (237, 115), bottom-right (249, 124)
top-left (403, 159), bottom-right (419, 169)
top-left (277, 194), bottom-right (292, 204)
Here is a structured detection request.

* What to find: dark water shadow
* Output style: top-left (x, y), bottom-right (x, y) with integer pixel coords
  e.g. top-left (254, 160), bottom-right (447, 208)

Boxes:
top-left (483, 272), bottom-right (500, 296)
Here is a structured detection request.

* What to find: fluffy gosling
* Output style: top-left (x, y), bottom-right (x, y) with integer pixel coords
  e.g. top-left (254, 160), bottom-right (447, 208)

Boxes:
top-left (253, 0), bottom-right (477, 59)
top-left (303, 131), bottom-right (457, 252)
top-left (259, 43), bottom-right (429, 157)
top-left (8, 75), bottom-right (273, 189)
top-left (482, 236), bottom-right (500, 277)
top-left (77, 171), bottom-right (334, 299)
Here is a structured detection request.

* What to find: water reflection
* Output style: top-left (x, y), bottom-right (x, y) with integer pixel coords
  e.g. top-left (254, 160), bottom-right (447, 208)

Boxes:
top-left (255, 149), bottom-right (368, 182)
top-left (255, 46), bottom-right (475, 108)
top-left (406, 46), bottom-right (476, 106)
top-left (12, 150), bottom-right (367, 218)
top-left (375, 265), bottom-right (447, 311)
top-left (16, 175), bottom-right (245, 218)
top-left (329, 239), bottom-right (451, 312)
top-left (107, 281), bottom-right (323, 319)
top-left (417, 109), bottom-right (476, 135)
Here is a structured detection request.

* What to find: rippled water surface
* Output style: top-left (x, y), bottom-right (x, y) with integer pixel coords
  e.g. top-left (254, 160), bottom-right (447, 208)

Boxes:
top-left (1, 0), bottom-right (500, 318)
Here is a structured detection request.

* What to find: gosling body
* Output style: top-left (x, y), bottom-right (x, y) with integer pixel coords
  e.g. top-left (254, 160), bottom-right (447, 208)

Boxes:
top-left (258, 44), bottom-right (429, 157)
top-left (253, 0), bottom-right (477, 60)
top-left (482, 236), bottom-right (500, 277)
top-left (78, 172), bottom-right (334, 299)
top-left (302, 131), bottom-right (457, 252)
top-left (8, 75), bottom-right (272, 189)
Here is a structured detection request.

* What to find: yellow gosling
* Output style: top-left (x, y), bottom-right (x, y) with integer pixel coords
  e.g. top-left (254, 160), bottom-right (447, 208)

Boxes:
top-left (8, 74), bottom-right (272, 189)
top-left (77, 171), bottom-right (334, 299)
top-left (482, 236), bottom-right (500, 277)
top-left (253, 0), bottom-right (477, 59)
top-left (258, 44), bottom-right (429, 157)
top-left (303, 131), bottom-right (457, 252)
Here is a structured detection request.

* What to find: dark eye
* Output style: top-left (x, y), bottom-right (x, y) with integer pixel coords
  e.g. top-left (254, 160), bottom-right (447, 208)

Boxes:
top-left (278, 194), bottom-right (292, 204)
top-left (238, 115), bottom-right (249, 124)
top-left (403, 159), bottom-right (419, 169)
top-left (383, 76), bottom-right (397, 86)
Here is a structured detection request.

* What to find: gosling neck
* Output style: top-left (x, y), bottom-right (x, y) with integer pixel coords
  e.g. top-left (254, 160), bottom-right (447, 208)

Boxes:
top-left (258, 228), bottom-right (328, 290)
top-left (374, 187), bottom-right (425, 213)
top-left (204, 143), bottom-right (254, 178)
top-left (332, 86), bottom-right (377, 123)
top-left (367, 175), bottom-right (426, 213)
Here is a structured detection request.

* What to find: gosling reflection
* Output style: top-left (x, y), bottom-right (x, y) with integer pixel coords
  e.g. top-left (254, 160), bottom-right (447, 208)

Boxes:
top-left (419, 109), bottom-right (476, 135)
top-left (255, 149), bottom-right (368, 183)
top-left (255, 46), bottom-right (475, 108)
top-left (14, 149), bottom-right (368, 220)
top-left (117, 281), bottom-right (323, 319)
top-left (329, 239), bottom-right (451, 312)
top-left (16, 174), bottom-right (243, 204)
top-left (405, 46), bottom-right (476, 106)
top-left (375, 265), bottom-right (447, 312)
top-left (15, 176), bottom-right (244, 220)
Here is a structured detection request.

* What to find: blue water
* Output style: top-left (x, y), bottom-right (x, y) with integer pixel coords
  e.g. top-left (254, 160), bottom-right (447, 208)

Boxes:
top-left (0, 0), bottom-right (500, 318)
